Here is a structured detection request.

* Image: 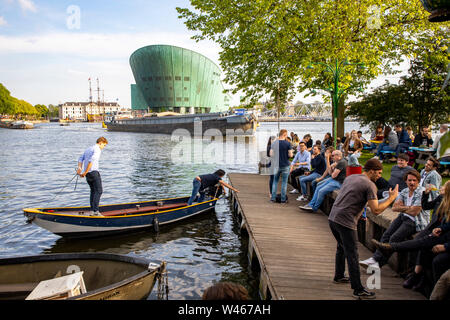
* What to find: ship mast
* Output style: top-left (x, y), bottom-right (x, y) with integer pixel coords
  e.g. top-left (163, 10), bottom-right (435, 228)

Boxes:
top-left (88, 78), bottom-right (93, 104)
top-left (97, 78), bottom-right (100, 106)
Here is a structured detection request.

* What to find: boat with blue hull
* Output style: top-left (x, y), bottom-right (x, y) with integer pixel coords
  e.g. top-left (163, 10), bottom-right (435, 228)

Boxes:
top-left (23, 196), bottom-right (218, 238)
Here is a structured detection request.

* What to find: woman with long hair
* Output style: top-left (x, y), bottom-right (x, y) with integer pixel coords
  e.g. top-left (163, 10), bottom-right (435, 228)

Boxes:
top-left (371, 125), bottom-right (384, 141)
top-left (292, 134), bottom-right (300, 150)
top-left (343, 130), bottom-right (363, 166)
top-left (373, 126), bottom-right (399, 161)
top-left (267, 135), bottom-right (277, 196)
top-left (372, 181), bottom-right (450, 289)
top-left (321, 132), bottom-right (333, 152)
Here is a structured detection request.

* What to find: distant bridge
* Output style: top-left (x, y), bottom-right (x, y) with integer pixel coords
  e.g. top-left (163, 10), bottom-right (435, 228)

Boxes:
top-left (258, 103), bottom-right (332, 121)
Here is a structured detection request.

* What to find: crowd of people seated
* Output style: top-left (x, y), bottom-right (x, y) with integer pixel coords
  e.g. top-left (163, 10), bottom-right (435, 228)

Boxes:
top-left (267, 124), bottom-right (449, 299)
top-left (359, 123), bottom-right (449, 176)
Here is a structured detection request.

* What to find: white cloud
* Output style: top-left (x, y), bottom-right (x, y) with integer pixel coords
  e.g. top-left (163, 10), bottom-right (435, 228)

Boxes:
top-left (0, 16), bottom-right (7, 26)
top-left (0, 31), bottom-right (220, 63)
top-left (18, 0), bottom-right (37, 12)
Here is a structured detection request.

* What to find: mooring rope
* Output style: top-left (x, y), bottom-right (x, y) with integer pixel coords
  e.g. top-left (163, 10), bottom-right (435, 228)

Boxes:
top-left (49, 169), bottom-right (79, 203)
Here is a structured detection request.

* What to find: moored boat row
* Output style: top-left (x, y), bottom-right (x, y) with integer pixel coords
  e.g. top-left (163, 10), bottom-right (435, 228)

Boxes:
top-left (0, 120), bottom-right (34, 129)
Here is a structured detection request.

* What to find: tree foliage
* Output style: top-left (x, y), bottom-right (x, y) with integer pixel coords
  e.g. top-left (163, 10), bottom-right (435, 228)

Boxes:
top-left (0, 83), bottom-right (43, 117)
top-left (346, 28), bottom-right (450, 131)
top-left (34, 104), bottom-right (49, 118)
top-left (177, 0), bottom-right (442, 104)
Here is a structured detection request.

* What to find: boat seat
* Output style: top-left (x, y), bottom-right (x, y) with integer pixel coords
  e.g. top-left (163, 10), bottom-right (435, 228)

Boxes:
top-left (101, 203), bottom-right (189, 217)
top-left (0, 282), bottom-right (39, 294)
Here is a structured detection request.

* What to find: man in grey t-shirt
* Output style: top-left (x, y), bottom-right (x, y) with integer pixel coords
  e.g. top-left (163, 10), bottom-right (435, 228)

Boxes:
top-left (328, 159), bottom-right (399, 299)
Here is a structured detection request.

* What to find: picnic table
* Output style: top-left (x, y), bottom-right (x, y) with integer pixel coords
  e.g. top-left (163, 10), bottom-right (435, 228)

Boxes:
top-left (409, 146), bottom-right (436, 168)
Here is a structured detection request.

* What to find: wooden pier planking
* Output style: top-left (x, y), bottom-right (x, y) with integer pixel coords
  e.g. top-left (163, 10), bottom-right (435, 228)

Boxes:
top-left (228, 173), bottom-right (424, 300)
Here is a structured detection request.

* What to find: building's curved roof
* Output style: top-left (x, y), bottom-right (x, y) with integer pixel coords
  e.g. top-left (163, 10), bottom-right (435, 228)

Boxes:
top-left (129, 44), bottom-right (231, 113)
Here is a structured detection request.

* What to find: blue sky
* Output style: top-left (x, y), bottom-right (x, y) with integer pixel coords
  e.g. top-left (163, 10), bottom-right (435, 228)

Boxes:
top-left (0, 0), bottom-right (230, 106)
top-left (0, 0), bottom-right (407, 107)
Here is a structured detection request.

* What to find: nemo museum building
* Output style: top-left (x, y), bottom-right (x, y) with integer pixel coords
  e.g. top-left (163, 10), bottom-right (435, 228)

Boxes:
top-left (130, 45), bottom-right (232, 114)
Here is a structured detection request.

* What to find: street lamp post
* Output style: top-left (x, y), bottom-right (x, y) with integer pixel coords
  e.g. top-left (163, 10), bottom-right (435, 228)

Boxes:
top-left (307, 59), bottom-right (365, 148)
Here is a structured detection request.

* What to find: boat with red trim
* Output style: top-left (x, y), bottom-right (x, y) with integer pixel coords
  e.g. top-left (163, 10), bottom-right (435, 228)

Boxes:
top-left (23, 195), bottom-right (218, 238)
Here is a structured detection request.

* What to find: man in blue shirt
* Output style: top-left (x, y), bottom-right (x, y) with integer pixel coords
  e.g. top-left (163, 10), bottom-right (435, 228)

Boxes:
top-left (394, 124), bottom-right (412, 159)
top-left (270, 129), bottom-right (294, 203)
top-left (77, 137), bottom-right (108, 216)
top-left (289, 141), bottom-right (311, 194)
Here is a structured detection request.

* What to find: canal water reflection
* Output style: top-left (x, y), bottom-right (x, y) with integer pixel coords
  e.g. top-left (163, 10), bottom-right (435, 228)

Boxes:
top-left (0, 121), bottom-right (364, 299)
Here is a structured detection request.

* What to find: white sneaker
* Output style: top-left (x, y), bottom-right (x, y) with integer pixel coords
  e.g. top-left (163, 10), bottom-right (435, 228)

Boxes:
top-left (359, 257), bottom-right (378, 269)
top-left (289, 189), bottom-right (299, 194)
top-left (296, 195), bottom-right (307, 201)
top-left (299, 204), bottom-right (314, 211)
top-left (90, 211), bottom-right (102, 216)
top-left (371, 156), bottom-right (379, 160)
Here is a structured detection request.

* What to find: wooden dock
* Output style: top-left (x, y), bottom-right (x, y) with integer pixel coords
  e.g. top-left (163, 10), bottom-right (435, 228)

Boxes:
top-left (228, 173), bottom-right (425, 300)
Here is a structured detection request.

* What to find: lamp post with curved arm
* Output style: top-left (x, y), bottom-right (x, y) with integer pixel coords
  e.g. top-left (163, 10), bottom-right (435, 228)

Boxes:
top-left (307, 59), bottom-right (365, 148)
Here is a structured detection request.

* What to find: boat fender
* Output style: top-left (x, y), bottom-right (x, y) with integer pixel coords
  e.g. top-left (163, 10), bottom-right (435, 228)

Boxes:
top-left (153, 217), bottom-right (160, 233)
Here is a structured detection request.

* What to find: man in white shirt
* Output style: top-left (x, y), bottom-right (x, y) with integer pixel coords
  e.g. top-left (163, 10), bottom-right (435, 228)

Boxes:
top-left (432, 124), bottom-right (448, 150)
top-left (360, 170), bottom-right (428, 270)
top-left (77, 137), bottom-right (108, 216)
top-left (289, 142), bottom-right (311, 194)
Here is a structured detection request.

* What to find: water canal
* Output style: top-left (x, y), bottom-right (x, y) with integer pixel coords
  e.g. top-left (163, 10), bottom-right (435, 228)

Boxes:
top-left (0, 121), bottom-right (364, 299)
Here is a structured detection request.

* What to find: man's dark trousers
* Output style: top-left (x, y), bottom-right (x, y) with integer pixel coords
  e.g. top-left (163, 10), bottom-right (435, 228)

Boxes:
top-left (289, 167), bottom-right (307, 191)
top-left (329, 220), bottom-right (364, 291)
top-left (372, 214), bottom-right (416, 267)
top-left (86, 171), bottom-right (103, 212)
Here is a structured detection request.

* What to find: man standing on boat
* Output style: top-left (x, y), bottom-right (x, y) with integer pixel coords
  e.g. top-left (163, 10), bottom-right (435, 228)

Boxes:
top-left (77, 137), bottom-right (108, 216)
top-left (187, 169), bottom-right (239, 205)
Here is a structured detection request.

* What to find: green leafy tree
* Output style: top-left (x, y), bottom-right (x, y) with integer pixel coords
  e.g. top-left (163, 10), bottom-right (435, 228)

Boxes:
top-left (177, 0), bottom-right (440, 140)
top-left (47, 104), bottom-right (59, 118)
top-left (0, 83), bottom-right (15, 115)
top-left (347, 28), bottom-right (450, 131)
top-left (0, 83), bottom-right (38, 117)
top-left (34, 104), bottom-right (49, 118)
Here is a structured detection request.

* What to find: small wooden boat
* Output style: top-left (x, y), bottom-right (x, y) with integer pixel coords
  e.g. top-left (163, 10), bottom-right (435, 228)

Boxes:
top-left (0, 253), bottom-right (166, 300)
top-left (0, 120), bottom-right (34, 129)
top-left (24, 196), bottom-right (218, 238)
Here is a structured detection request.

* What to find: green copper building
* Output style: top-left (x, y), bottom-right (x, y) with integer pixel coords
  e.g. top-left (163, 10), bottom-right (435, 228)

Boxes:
top-left (130, 45), bottom-right (232, 114)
